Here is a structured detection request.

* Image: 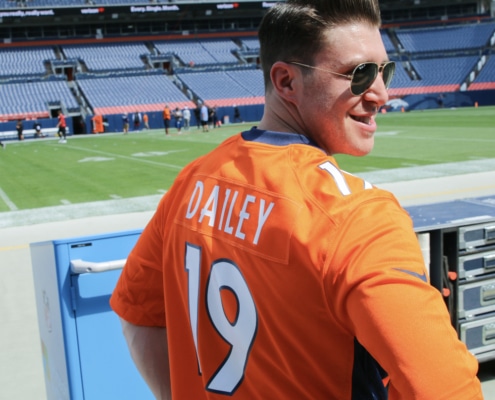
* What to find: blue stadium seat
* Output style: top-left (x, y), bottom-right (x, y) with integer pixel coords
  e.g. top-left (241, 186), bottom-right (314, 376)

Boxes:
top-left (0, 47), bottom-right (55, 77)
top-left (154, 38), bottom-right (240, 66)
top-left (176, 69), bottom-right (263, 103)
top-left (381, 31), bottom-right (396, 53)
top-left (76, 73), bottom-right (191, 110)
top-left (412, 56), bottom-right (479, 86)
top-left (0, 79), bottom-right (79, 119)
top-left (240, 37), bottom-right (260, 51)
top-left (396, 23), bottom-right (495, 54)
top-left (473, 55), bottom-right (495, 83)
top-left (62, 43), bottom-right (150, 71)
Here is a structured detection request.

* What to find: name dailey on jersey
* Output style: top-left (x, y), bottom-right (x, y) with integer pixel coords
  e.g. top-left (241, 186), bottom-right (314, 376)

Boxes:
top-left (184, 179), bottom-right (275, 246)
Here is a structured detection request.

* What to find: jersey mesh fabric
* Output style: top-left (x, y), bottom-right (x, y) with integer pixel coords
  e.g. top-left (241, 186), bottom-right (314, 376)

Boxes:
top-left (111, 129), bottom-right (482, 400)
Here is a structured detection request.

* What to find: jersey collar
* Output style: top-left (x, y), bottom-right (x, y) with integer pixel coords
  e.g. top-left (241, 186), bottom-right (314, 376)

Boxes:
top-left (241, 127), bottom-right (321, 149)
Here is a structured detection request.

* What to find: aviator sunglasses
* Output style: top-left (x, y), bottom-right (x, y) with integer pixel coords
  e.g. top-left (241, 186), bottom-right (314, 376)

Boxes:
top-left (289, 61), bottom-right (396, 96)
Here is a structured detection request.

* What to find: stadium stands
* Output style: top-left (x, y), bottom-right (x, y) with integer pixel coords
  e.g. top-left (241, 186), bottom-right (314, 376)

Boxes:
top-left (0, 47), bottom-right (55, 77)
top-left (0, 20), bottom-right (494, 122)
top-left (240, 37), bottom-right (260, 51)
top-left (385, 21), bottom-right (495, 95)
top-left (0, 79), bottom-right (79, 121)
top-left (0, 0), bottom-right (156, 6)
top-left (176, 68), bottom-right (264, 107)
top-left (381, 31), bottom-right (396, 53)
top-left (153, 39), bottom-right (240, 66)
top-left (195, 39), bottom-right (241, 64)
top-left (395, 23), bottom-right (495, 53)
top-left (389, 56), bottom-right (480, 95)
top-left (469, 55), bottom-right (495, 91)
top-left (62, 43), bottom-right (150, 71)
top-left (76, 73), bottom-right (195, 115)
top-left (0, 0), bottom-right (21, 8)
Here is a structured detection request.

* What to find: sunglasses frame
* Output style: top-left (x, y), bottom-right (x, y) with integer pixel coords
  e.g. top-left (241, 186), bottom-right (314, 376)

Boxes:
top-left (288, 61), bottom-right (396, 96)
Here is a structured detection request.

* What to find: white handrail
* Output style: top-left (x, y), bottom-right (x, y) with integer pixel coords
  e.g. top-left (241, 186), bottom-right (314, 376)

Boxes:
top-left (70, 258), bottom-right (126, 274)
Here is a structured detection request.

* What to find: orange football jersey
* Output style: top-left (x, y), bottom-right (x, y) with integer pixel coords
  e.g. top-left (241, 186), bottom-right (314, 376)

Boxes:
top-left (111, 128), bottom-right (482, 399)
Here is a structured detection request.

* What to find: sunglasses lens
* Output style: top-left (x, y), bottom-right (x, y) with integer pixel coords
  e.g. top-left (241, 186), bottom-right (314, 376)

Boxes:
top-left (350, 63), bottom-right (378, 95)
top-left (382, 62), bottom-right (396, 89)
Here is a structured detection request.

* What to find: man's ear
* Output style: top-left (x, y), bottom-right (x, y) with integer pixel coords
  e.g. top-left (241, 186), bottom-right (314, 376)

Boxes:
top-left (270, 61), bottom-right (301, 103)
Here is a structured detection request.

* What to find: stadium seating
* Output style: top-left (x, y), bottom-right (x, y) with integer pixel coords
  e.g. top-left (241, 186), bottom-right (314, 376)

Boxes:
top-left (0, 47), bottom-right (55, 77)
top-left (381, 31), bottom-right (396, 53)
top-left (0, 79), bottom-right (79, 121)
top-left (62, 43), bottom-right (150, 71)
top-left (0, 0), bottom-right (150, 6)
top-left (395, 22), bottom-right (495, 53)
top-left (469, 55), bottom-right (495, 91)
top-left (153, 38), bottom-right (240, 66)
top-left (240, 37), bottom-right (260, 51)
top-left (199, 39), bottom-right (241, 64)
top-left (0, 0), bottom-right (19, 8)
top-left (76, 73), bottom-right (195, 115)
top-left (176, 69), bottom-right (264, 106)
top-left (389, 56), bottom-right (479, 95)
top-left (0, 20), bottom-right (493, 121)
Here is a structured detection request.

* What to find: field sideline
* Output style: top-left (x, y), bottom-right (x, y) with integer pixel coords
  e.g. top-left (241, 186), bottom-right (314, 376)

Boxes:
top-left (0, 106), bottom-right (494, 216)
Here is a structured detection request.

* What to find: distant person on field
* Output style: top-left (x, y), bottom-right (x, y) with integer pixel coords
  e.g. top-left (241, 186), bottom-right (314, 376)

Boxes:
top-left (437, 93), bottom-right (444, 108)
top-left (163, 105), bottom-right (171, 135)
top-left (122, 114), bottom-right (129, 134)
top-left (173, 107), bottom-right (183, 134)
top-left (233, 104), bottom-right (242, 123)
top-left (92, 114), bottom-right (104, 134)
top-left (33, 120), bottom-right (44, 138)
top-left (183, 106), bottom-right (191, 131)
top-left (16, 119), bottom-right (24, 141)
top-left (194, 104), bottom-right (201, 129)
top-left (133, 111), bottom-right (142, 131)
top-left (143, 113), bottom-right (150, 130)
top-left (208, 106), bottom-right (218, 128)
top-left (57, 110), bottom-right (67, 143)
top-left (200, 103), bottom-right (209, 132)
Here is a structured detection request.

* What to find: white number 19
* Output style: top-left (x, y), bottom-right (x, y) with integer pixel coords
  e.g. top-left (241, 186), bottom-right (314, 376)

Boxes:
top-left (185, 243), bottom-right (258, 395)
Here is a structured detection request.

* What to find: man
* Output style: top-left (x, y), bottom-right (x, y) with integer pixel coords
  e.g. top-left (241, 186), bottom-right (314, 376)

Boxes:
top-left (183, 106), bottom-right (191, 131)
top-left (194, 104), bottom-right (201, 129)
top-left (200, 103), bottom-right (209, 132)
top-left (163, 105), bottom-right (171, 135)
top-left (111, 1), bottom-right (483, 399)
top-left (143, 113), bottom-right (150, 130)
top-left (233, 104), bottom-right (242, 123)
top-left (56, 110), bottom-right (67, 143)
top-left (122, 113), bottom-right (129, 134)
top-left (133, 111), bottom-right (142, 131)
top-left (16, 119), bottom-right (24, 141)
top-left (173, 107), bottom-right (183, 134)
top-left (33, 120), bottom-right (44, 138)
top-left (92, 114), bottom-right (104, 134)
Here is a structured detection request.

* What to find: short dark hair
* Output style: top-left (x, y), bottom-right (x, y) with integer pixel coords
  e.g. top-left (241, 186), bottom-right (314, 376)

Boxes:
top-left (258, 0), bottom-right (382, 88)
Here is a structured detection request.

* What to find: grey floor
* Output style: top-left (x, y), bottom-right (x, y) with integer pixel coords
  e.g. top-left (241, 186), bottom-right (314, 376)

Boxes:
top-left (1, 169), bottom-right (495, 399)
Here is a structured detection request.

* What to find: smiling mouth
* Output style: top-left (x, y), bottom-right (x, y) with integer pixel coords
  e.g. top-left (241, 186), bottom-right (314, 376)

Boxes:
top-left (350, 115), bottom-right (372, 125)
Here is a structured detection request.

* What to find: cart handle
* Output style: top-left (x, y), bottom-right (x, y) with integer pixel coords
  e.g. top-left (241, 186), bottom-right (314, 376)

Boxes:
top-left (70, 259), bottom-right (126, 274)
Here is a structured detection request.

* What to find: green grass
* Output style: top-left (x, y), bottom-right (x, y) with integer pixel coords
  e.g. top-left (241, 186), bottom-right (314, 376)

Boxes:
top-left (0, 106), bottom-right (494, 212)
top-left (335, 106), bottom-right (495, 172)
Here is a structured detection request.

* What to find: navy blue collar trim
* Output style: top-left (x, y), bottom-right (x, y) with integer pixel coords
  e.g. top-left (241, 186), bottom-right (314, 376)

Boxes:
top-left (242, 127), bottom-right (321, 149)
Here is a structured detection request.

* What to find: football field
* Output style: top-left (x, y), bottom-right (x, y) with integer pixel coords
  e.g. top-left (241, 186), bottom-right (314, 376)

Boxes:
top-left (0, 106), bottom-right (494, 213)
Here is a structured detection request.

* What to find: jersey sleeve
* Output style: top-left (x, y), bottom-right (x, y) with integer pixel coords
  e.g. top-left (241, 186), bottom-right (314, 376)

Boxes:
top-left (326, 195), bottom-right (482, 399)
top-left (110, 195), bottom-right (168, 327)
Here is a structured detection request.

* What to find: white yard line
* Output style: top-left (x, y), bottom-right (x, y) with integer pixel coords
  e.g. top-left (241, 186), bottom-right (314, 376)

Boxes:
top-left (63, 144), bottom-right (185, 170)
top-left (0, 187), bottom-right (18, 211)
